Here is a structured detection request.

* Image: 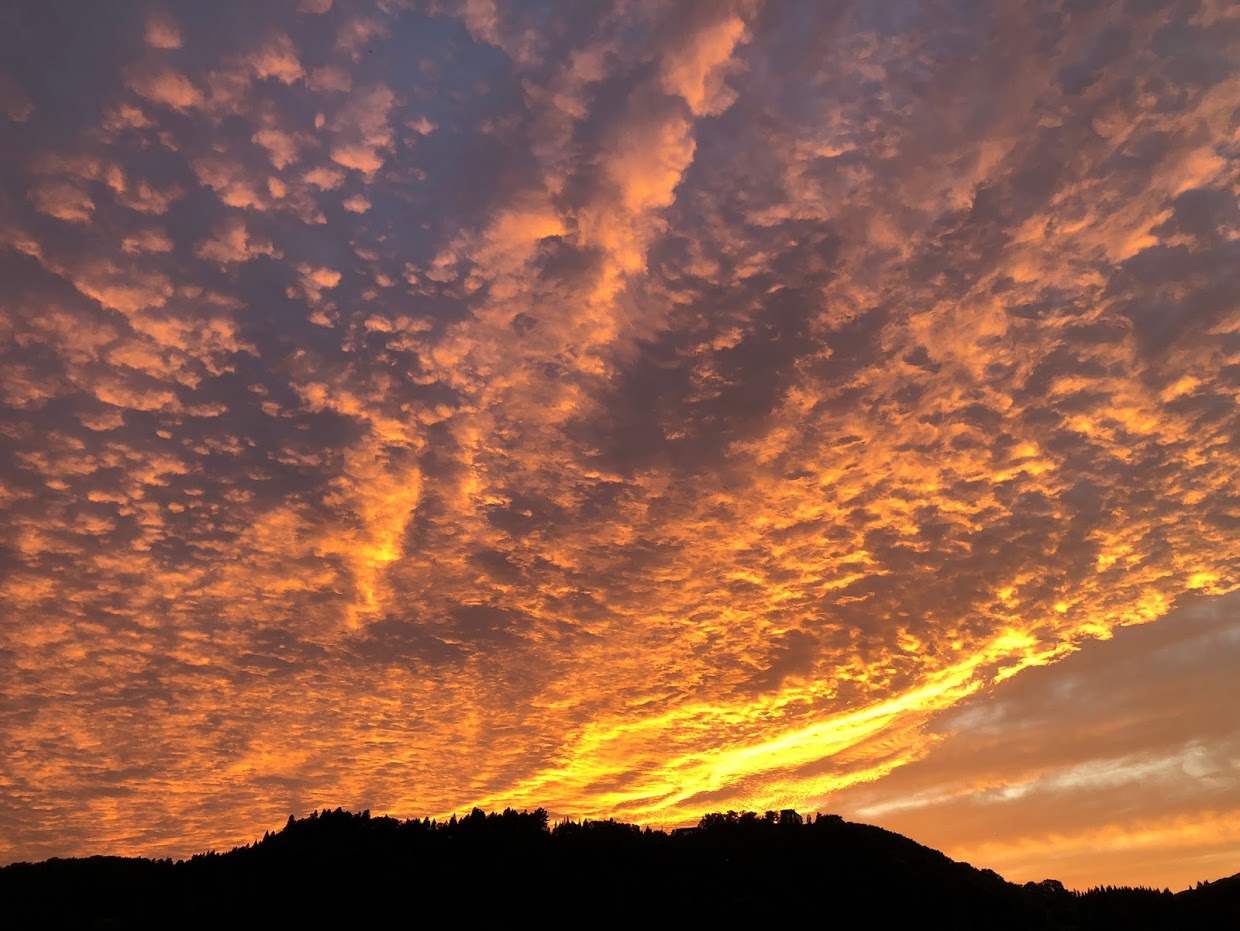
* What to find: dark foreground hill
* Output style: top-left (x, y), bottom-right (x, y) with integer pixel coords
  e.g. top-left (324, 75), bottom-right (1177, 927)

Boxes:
top-left (2, 808), bottom-right (1236, 929)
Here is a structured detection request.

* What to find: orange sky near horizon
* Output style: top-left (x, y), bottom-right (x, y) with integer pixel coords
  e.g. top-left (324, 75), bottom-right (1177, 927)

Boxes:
top-left (1, 0), bottom-right (1237, 892)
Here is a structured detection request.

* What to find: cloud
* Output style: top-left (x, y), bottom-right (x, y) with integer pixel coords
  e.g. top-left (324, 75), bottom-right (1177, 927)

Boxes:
top-left (252, 128), bottom-right (302, 170)
top-left (0, 73), bottom-right (33, 121)
top-left (196, 218), bottom-right (280, 265)
top-left (307, 65), bottom-right (351, 94)
top-left (328, 84), bottom-right (396, 174)
top-left (145, 13), bottom-right (183, 50)
top-left (0, 0), bottom-right (1235, 891)
top-left (125, 65), bottom-right (203, 110)
top-left (115, 180), bottom-right (182, 216)
top-left (659, 10), bottom-right (749, 116)
top-left (192, 154), bottom-right (268, 210)
top-left (303, 165), bottom-right (345, 190)
top-left (28, 181), bottom-right (94, 223)
top-left (121, 229), bottom-right (174, 255)
top-left (827, 592), bottom-right (1240, 891)
top-left (248, 35), bottom-right (303, 85)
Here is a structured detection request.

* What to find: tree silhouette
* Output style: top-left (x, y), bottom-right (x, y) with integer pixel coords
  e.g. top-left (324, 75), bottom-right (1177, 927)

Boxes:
top-left (0, 806), bottom-right (1235, 928)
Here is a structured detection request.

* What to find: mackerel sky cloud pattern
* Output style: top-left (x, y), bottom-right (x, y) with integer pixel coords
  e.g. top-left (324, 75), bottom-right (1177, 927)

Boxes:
top-left (1, 0), bottom-right (1237, 889)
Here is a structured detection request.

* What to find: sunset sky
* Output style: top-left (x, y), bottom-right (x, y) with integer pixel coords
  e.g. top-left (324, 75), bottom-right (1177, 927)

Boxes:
top-left (2, 0), bottom-right (1237, 893)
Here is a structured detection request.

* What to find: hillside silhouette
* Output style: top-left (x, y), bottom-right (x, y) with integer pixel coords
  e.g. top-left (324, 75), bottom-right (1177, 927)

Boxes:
top-left (2, 807), bottom-right (1236, 928)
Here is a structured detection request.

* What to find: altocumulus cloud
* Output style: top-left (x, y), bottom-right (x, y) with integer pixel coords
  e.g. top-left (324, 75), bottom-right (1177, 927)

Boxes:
top-left (0, 0), bottom-right (1236, 889)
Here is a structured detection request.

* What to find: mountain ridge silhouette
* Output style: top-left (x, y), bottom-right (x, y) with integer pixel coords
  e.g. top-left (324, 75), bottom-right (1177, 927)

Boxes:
top-left (2, 806), bottom-right (1236, 928)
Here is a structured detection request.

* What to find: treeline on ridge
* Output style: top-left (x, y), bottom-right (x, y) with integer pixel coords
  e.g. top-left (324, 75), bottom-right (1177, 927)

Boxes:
top-left (2, 806), bottom-right (1237, 929)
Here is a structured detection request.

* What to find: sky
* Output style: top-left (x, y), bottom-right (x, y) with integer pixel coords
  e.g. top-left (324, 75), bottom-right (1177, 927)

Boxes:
top-left (0, 0), bottom-right (1237, 893)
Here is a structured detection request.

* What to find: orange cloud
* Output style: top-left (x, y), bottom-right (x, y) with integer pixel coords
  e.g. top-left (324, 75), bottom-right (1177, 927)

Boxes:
top-left (0, 0), bottom-right (1236, 895)
top-left (249, 35), bottom-right (303, 85)
top-left (196, 218), bottom-right (280, 265)
top-left (145, 13), bottom-right (183, 50)
top-left (28, 180), bottom-right (94, 223)
top-left (326, 84), bottom-right (396, 174)
top-left (125, 65), bottom-right (203, 110)
top-left (192, 154), bottom-right (268, 209)
top-left (659, 13), bottom-right (749, 116)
